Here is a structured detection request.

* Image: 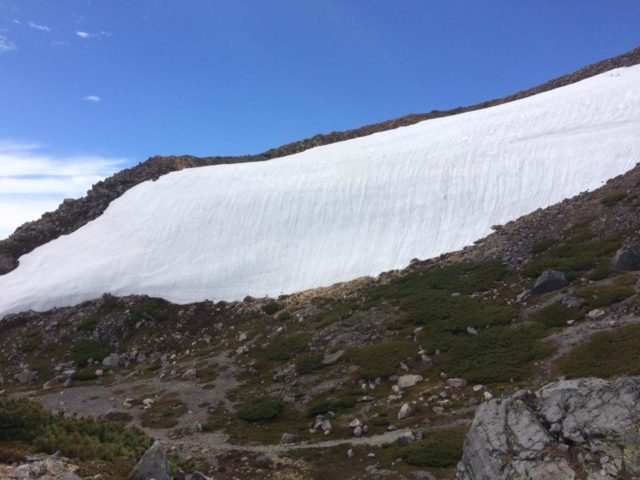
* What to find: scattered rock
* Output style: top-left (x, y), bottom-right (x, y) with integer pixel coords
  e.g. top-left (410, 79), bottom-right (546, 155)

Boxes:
top-left (531, 269), bottom-right (568, 294)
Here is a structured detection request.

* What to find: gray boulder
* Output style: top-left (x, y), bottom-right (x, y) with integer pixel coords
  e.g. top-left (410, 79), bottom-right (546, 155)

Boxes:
top-left (16, 368), bottom-right (36, 385)
top-left (457, 377), bottom-right (640, 479)
top-left (531, 269), bottom-right (567, 294)
top-left (281, 432), bottom-right (303, 444)
top-left (611, 245), bottom-right (640, 271)
top-left (255, 455), bottom-right (273, 469)
top-left (322, 349), bottom-right (345, 366)
top-left (102, 353), bottom-right (124, 369)
top-left (130, 440), bottom-right (171, 480)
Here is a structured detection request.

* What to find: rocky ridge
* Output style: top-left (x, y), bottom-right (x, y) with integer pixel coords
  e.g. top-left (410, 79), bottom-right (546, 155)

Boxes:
top-left (1, 47), bottom-right (639, 275)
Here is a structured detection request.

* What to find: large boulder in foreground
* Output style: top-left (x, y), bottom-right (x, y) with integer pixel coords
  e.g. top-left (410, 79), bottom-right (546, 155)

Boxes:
top-left (611, 245), bottom-right (640, 271)
top-left (531, 269), bottom-right (567, 294)
top-left (130, 441), bottom-right (172, 480)
top-left (457, 377), bottom-right (640, 479)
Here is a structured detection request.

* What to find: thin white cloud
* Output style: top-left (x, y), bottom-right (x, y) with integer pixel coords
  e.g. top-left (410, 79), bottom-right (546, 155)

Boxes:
top-left (75, 30), bottom-right (111, 39)
top-left (83, 95), bottom-right (101, 103)
top-left (28, 21), bottom-right (50, 32)
top-left (0, 140), bottom-right (125, 239)
top-left (0, 35), bottom-right (16, 53)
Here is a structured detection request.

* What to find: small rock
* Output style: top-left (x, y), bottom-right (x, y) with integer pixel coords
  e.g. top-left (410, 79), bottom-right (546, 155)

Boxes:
top-left (102, 353), bottom-right (123, 369)
top-left (562, 296), bottom-right (584, 309)
top-left (398, 402), bottom-right (413, 420)
top-left (255, 455), bottom-right (273, 469)
top-left (281, 433), bottom-right (303, 444)
top-left (16, 368), bottom-right (36, 385)
top-left (587, 309), bottom-right (606, 320)
top-left (182, 369), bottom-right (197, 381)
top-left (446, 378), bottom-right (468, 388)
top-left (397, 374), bottom-right (423, 389)
top-left (190, 472), bottom-right (212, 480)
top-left (322, 349), bottom-right (345, 366)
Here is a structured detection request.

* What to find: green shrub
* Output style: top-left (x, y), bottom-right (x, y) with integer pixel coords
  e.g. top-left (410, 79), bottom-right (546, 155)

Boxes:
top-left (313, 302), bottom-right (353, 327)
top-left (557, 324), bottom-right (640, 378)
top-left (237, 397), bottom-right (283, 422)
top-left (306, 390), bottom-right (362, 417)
top-left (0, 397), bottom-right (151, 461)
top-left (296, 352), bottom-right (325, 374)
top-left (140, 393), bottom-right (187, 429)
top-left (575, 284), bottom-right (635, 308)
top-left (74, 367), bottom-right (98, 382)
top-left (261, 301), bottom-right (283, 315)
top-left (264, 334), bottom-right (309, 361)
top-left (71, 339), bottom-right (111, 367)
top-left (600, 192), bottom-right (628, 207)
top-left (352, 341), bottom-right (415, 379)
top-left (523, 237), bottom-right (620, 278)
top-left (130, 298), bottom-right (170, 322)
top-left (77, 315), bottom-right (100, 332)
top-left (275, 310), bottom-right (291, 321)
top-left (530, 238), bottom-right (555, 254)
top-left (21, 330), bottom-right (43, 354)
top-left (440, 325), bottom-right (554, 384)
top-left (529, 303), bottom-right (580, 328)
top-left (367, 261), bottom-right (516, 351)
top-left (395, 427), bottom-right (466, 467)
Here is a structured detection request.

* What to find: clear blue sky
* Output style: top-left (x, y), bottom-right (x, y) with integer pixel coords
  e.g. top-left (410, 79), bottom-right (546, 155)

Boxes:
top-left (0, 0), bottom-right (639, 237)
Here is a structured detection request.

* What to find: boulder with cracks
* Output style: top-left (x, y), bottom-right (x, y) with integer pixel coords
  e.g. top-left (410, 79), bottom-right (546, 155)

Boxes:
top-left (457, 377), bottom-right (640, 479)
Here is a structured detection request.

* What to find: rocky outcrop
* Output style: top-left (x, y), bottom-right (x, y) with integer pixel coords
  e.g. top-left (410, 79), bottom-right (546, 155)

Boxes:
top-left (1, 47), bottom-right (639, 275)
top-left (457, 377), bottom-right (640, 480)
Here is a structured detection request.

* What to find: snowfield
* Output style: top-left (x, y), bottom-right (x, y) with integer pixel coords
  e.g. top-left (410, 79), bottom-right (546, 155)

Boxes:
top-left (1, 66), bottom-right (640, 317)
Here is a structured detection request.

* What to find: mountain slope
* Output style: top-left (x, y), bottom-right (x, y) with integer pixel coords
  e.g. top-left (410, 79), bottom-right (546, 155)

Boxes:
top-left (1, 64), bottom-right (639, 317)
top-left (0, 47), bottom-right (638, 275)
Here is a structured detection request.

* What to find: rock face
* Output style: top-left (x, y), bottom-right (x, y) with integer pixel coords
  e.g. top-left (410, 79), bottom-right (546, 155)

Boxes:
top-left (131, 441), bottom-right (172, 480)
top-left (531, 269), bottom-right (568, 294)
top-left (457, 377), bottom-right (640, 480)
top-left (611, 245), bottom-right (640, 271)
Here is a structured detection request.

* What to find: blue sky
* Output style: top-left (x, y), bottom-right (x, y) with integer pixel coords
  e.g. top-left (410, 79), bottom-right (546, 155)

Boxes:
top-left (0, 0), bottom-right (639, 238)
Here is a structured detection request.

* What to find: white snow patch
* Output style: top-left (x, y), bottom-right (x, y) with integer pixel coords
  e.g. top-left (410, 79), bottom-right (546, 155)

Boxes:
top-left (1, 66), bottom-right (640, 317)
